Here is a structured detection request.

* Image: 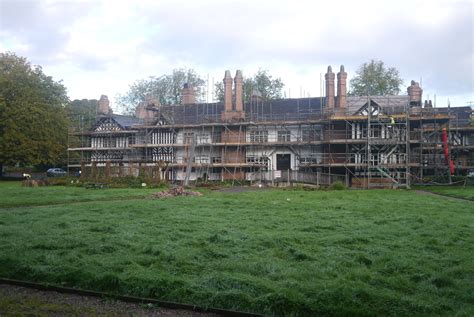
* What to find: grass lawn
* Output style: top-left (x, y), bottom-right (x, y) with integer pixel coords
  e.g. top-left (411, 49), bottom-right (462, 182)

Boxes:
top-left (0, 182), bottom-right (473, 316)
top-left (416, 185), bottom-right (474, 201)
top-left (0, 181), bottom-right (157, 208)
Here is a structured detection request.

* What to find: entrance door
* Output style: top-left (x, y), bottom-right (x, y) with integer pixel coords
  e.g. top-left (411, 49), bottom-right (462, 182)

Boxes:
top-left (276, 154), bottom-right (291, 170)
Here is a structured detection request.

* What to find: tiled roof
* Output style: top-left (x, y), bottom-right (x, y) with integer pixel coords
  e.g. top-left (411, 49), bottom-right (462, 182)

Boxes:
top-left (110, 114), bottom-right (141, 128)
top-left (153, 98), bottom-right (325, 124)
top-left (96, 97), bottom-right (471, 127)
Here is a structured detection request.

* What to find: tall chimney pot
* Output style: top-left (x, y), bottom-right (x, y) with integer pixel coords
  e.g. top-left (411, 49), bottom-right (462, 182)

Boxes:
top-left (224, 70), bottom-right (233, 111)
top-left (234, 70), bottom-right (243, 112)
top-left (98, 95), bottom-right (112, 115)
top-left (336, 65), bottom-right (347, 109)
top-left (407, 80), bottom-right (423, 107)
top-left (181, 83), bottom-right (196, 105)
top-left (325, 66), bottom-right (335, 109)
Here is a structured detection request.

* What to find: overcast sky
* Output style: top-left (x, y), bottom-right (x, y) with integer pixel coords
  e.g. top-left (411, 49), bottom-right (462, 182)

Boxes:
top-left (1, 0), bottom-right (472, 111)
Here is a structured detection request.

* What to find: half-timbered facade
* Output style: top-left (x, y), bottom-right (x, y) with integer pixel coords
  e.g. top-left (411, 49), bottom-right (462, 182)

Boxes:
top-left (68, 68), bottom-right (473, 188)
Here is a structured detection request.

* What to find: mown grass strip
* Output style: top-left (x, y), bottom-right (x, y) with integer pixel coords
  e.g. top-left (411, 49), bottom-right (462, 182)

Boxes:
top-left (0, 182), bottom-right (158, 208)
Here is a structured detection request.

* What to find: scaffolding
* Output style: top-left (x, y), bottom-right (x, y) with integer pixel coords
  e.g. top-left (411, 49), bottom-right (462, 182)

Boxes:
top-left (67, 97), bottom-right (473, 187)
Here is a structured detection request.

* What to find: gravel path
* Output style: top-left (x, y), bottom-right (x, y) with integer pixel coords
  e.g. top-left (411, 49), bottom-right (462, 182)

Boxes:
top-left (0, 284), bottom-right (222, 317)
top-left (414, 190), bottom-right (473, 203)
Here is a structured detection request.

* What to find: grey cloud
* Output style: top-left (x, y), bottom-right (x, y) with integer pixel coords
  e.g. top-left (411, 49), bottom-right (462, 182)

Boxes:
top-left (351, 5), bottom-right (473, 96)
top-left (136, 2), bottom-right (289, 68)
top-left (70, 53), bottom-right (110, 71)
top-left (0, 0), bottom-right (96, 64)
top-left (0, 0), bottom-right (42, 30)
top-left (135, 1), bottom-right (472, 97)
top-left (1, 0), bottom-right (471, 100)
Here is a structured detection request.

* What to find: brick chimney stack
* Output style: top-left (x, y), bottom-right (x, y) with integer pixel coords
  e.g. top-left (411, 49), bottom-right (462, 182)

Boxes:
top-left (325, 66), bottom-right (335, 109)
top-left (407, 80), bottom-right (423, 107)
top-left (234, 70), bottom-right (243, 112)
top-left (98, 95), bottom-right (112, 115)
top-left (181, 83), bottom-right (196, 105)
top-left (336, 65), bottom-right (347, 109)
top-left (224, 70), bottom-right (233, 111)
top-left (135, 95), bottom-right (159, 121)
top-left (221, 69), bottom-right (245, 122)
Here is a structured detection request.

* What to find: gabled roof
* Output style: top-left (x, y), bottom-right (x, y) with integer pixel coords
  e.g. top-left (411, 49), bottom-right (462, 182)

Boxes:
top-left (94, 114), bottom-right (140, 130)
top-left (345, 95), bottom-right (410, 116)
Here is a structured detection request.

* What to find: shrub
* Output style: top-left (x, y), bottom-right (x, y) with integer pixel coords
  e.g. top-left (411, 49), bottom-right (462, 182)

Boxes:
top-left (328, 181), bottom-right (346, 190)
top-left (22, 179), bottom-right (49, 187)
top-left (107, 176), bottom-right (169, 189)
top-left (47, 177), bottom-right (70, 186)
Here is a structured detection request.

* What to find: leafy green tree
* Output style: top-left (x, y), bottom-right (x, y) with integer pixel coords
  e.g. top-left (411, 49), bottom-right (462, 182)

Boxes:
top-left (65, 99), bottom-right (98, 131)
top-left (215, 69), bottom-right (284, 102)
top-left (65, 99), bottom-right (98, 166)
top-left (116, 69), bottom-right (205, 114)
top-left (250, 69), bottom-right (285, 100)
top-left (0, 52), bottom-right (69, 174)
top-left (349, 60), bottom-right (404, 96)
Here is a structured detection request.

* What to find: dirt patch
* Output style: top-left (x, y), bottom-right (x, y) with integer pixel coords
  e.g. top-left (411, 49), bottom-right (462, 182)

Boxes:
top-left (22, 179), bottom-right (49, 187)
top-left (0, 284), bottom-right (221, 317)
top-left (151, 187), bottom-right (203, 199)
